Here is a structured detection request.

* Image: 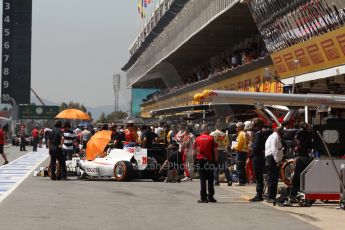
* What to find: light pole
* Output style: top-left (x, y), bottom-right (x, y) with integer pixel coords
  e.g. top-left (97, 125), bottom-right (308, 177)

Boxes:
top-left (291, 59), bottom-right (300, 94)
top-left (113, 74), bottom-right (120, 112)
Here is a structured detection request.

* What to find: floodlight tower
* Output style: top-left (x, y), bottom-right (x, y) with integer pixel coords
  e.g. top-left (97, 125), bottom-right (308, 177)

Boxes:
top-left (113, 74), bottom-right (120, 112)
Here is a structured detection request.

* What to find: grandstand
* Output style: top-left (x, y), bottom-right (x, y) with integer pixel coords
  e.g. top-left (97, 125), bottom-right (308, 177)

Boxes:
top-left (123, 0), bottom-right (345, 118)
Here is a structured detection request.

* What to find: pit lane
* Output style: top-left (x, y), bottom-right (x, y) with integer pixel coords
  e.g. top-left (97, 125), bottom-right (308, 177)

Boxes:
top-left (0, 146), bottom-right (317, 230)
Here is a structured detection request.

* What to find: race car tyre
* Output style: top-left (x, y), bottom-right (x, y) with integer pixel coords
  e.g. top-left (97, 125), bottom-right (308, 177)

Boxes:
top-left (77, 172), bottom-right (87, 180)
top-left (281, 159), bottom-right (294, 186)
top-left (304, 199), bottom-right (316, 206)
top-left (48, 161), bottom-right (61, 179)
top-left (113, 161), bottom-right (134, 181)
top-left (76, 166), bottom-right (84, 179)
top-left (152, 175), bottom-right (165, 182)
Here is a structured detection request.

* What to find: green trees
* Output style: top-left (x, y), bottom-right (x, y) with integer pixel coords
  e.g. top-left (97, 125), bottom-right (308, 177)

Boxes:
top-left (59, 102), bottom-right (87, 112)
top-left (96, 111), bottom-right (128, 123)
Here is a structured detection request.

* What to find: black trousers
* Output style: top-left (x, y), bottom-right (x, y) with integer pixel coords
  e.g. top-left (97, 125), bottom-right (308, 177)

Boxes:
top-left (50, 146), bottom-right (67, 179)
top-left (214, 150), bottom-right (231, 184)
top-left (82, 140), bottom-right (89, 149)
top-left (291, 155), bottom-right (312, 197)
top-left (45, 136), bottom-right (49, 148)
top-left (63, 149), bottom-right (74, 161)
top-left (33, 137), bottom-right (39, 151)
top-left (253, 156), bottom-right (265, 197)
top-left (20, 137), bottom-right (26, 151)
top-left (266, 156), bottom-right (279, 199)
top-left (236, 152), bottom-right (247, 184)
top-left (197, 160), bottom-right (215, 200)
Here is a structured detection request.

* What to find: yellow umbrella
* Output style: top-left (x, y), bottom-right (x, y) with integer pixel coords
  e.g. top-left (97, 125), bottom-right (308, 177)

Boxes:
top-left (86, 130), bottom-right (112, 161)
top-left (55, 109), bottom-right (91, 120)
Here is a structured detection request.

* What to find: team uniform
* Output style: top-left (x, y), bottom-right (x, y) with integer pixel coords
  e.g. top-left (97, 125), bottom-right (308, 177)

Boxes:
top-left (210, 129), bottom-right (231, 185)
top-left (194, 133), bottom-right (218, 202)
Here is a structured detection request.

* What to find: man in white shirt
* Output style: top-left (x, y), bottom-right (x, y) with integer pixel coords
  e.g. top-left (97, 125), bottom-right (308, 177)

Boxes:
top-left (155, 122), bottom-right (165, 144)
top-left (265, 127), bottom-right (284, 202)
top-left (80, 126), bottom-right (92, 149)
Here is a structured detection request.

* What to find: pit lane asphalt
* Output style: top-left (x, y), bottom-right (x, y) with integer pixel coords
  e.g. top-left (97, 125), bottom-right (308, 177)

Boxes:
top-left (0, 147), bottom-right (318, 230)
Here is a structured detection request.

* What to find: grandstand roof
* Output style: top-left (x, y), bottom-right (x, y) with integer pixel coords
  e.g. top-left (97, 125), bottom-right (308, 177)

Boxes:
top-left (129, 3), bottom-right (260, 88)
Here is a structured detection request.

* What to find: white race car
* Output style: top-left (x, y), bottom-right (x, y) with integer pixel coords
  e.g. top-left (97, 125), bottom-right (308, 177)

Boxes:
top-left (75, 147), bottom-right (165, 181)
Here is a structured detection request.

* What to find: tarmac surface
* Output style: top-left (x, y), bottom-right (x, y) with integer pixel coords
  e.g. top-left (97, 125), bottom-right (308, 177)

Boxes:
top-left (0, 146), bottom-right (343, 230)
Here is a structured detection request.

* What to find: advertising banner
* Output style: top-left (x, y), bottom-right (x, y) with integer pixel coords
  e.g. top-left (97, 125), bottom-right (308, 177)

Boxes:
top-left (141, 65), bottom-right (282, 117)
top-left (18, 105), bottom-right (59, 119)
top-left (271, 26), bottom-right (345, 78)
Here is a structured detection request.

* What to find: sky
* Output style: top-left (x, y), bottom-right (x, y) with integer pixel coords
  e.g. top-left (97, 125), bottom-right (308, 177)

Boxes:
top-left (0, 0), bottom-right (159, 114)
top-left (28, 0), bottom-right (144, 111)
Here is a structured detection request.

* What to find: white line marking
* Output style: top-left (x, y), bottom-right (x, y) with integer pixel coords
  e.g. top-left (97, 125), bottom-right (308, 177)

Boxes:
top-left (0, 148), bottom-right (49, 203)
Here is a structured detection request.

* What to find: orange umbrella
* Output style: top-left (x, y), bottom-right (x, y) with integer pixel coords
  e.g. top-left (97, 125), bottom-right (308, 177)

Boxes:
top-left (55, 109), bottom-right (91, 120)
top-left (86, 130), bottom-right (112, 161)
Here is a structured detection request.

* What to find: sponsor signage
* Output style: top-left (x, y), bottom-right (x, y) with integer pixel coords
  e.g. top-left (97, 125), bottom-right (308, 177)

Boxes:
top-left (134, 147), bottom-right (148, 170)
top-left (18, 105), bottom-right (59, 119)
top-left (271, 26), bottom-right (345, 78)
top-left (141, 65), bottom-right (281, 117)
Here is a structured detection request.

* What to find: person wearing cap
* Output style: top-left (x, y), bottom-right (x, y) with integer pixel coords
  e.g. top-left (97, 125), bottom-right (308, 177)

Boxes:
top-left (193, 124), bottom-right (218, 203)
top-left (232, 121), bottom-right (248, 186)
top-left (265, 126), bottom-right (284, 203)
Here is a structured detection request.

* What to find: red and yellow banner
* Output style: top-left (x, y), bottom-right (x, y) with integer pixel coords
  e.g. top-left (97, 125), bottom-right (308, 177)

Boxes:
top-left (141, 65), bottom-right (281, 117)
top-left (271, 26), bottom-right (345, 79)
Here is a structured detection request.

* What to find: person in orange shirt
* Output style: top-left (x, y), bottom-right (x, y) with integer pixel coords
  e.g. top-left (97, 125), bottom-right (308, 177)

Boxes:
top-left (232, 122), bottom-right (248, 186)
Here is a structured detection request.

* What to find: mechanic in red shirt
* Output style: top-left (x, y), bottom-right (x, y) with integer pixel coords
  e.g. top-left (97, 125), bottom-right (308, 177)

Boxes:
top-left (0, 125), bottom-right (9, 165)
top-left (31, 126), bottom-right (39, 152)
top-left (193, 124), bottom-right (218, 203)
top-left (124, 123), bottom-right (138, 147)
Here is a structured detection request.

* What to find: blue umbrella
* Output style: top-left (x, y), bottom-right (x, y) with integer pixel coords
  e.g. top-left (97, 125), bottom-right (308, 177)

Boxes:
top-left (78, 121), bottom-right (91, 128)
